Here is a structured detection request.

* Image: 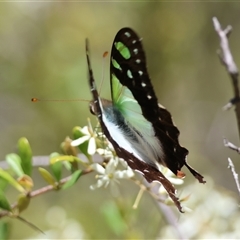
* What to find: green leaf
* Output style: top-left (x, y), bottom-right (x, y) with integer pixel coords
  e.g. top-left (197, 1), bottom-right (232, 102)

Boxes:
top-left (0, 178), bottom-right (9, 192)
top-left (62, 170), bottom-right (82, 190)
top-left (0, 221), bottom-right (10, 240)
top-left (38, 168), bottom-right (57, 188)
top-left (0, 189), bottom-right (11, 211)
top-left (18, 138), bottom-right (32, 176)
top-left (17, 193), bottom-right (30, 213)
top-left (50, 154), bottom-right (80, 175)
top-left (50, 155), bottom-right (79, 165)
top-left (72, 127), bottom-right (89, 156)
top-left (0, 169), bottom-right (25, 193)
top-left (101, 201), bottom-right (127, 236)
top-left (50, 153), bottom-right (62, 182)
top-left (6, 154), bottom-right (24, 178)
top-left (63, 161), bottom-right (72, 172)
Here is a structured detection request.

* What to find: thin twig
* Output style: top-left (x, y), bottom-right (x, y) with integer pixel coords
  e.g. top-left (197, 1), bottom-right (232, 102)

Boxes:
top-left (223, 138), bottom-right (240, 154)
top-left (212, 17), bottom-right (240, 140)
top-left (228, 158), bottom-right (240, 195)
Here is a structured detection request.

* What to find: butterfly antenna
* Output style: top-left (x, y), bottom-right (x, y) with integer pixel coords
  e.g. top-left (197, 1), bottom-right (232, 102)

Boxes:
top-left (98, 51), bottom-right (108, 95)
top-left (31, 98), bottom-right (88, 103)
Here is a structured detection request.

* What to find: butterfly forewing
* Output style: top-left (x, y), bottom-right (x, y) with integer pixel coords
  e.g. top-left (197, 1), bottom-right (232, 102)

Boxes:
top-left (110, 28), bottom-right (205, 183)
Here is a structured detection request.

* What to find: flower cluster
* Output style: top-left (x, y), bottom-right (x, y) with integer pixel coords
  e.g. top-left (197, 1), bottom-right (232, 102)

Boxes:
top-left (71, 121), bottom-right (185, 206)
top-left (71, 121), bottom-right (134, 189)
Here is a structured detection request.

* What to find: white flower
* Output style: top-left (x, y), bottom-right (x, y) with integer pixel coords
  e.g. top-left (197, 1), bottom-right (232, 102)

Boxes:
top-left (90, 158), bottom-right (134, 190)
top-left (71, 125), bottom-right (96, 155)
top-left (158, 166), bottom-right (184, 195)
top-left (161, 166), bottom-right (184, 185)
top-left (96, 148), bottom-right (114, 160)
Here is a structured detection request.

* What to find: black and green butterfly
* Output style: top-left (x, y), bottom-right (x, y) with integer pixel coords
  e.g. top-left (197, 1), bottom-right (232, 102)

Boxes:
top-left (86, 28), bottom-right (205, 212)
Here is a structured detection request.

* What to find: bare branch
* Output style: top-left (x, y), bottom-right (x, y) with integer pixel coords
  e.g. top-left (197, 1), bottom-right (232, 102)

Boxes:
top-left (0, 156), bottom-right (50, 169)
top-left (0, 154), bottom-right (87, 170)
top-left (213, 17), bottom-right (238, 75)
top-left (228, 158), bottom-right (240, 195)
top-left (223, 138), bottom-right (240, 154)
top-left (212, 17), bottom-right (240, 140)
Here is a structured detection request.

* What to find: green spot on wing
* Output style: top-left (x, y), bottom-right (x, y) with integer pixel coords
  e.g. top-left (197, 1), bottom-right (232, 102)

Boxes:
top-left (112, 58), bottom-right (122, 70)
top-left (115, 42), bottom-right (130, 59)
top-left (127, 70), bottom-right (133, 78)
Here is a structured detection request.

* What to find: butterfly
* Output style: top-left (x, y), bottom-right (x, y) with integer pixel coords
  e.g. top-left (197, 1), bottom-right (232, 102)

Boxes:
top-left (86, 28), bottom-right (205, 212)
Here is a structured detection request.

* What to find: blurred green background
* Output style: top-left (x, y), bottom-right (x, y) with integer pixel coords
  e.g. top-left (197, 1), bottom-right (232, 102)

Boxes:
top-left (1, 2), bottom-right (240, 239)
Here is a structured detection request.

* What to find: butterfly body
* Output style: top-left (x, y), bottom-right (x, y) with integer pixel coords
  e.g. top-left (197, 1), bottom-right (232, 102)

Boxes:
top-left (98, 99), bottom-right (164, 169)
top-left (86, 28), bottom-right (205, 212)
